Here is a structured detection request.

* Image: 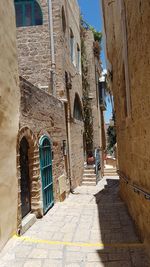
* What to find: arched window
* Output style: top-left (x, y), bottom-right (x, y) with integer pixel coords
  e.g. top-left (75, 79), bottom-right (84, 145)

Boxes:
top-left (70, 29), bottom-right (74, 64)
top-left (62, 6), bottom-right (66, 33)
top-left (73, 94), bottom-right (83, 121)
top-left (14, 0), bottom-right (43, 27)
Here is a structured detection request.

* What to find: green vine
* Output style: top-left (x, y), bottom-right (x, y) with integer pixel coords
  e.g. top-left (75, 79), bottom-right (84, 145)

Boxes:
top-left (80, 16), bottom-right (102, 44)
top-left (81, 25), bottom-right (94, 155)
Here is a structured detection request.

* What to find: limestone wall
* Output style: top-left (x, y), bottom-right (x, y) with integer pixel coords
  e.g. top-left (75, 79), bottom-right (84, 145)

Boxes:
top-left (83, 30), bottom-right (101, 150)
top-left (16, 0), bottom-right (84, 187)
top-left (52, 0), bottom-right (84, 186)
top-left (16, 0), bottom-right (51, 90)
top-left (102, 0), bottom-right (150, 245)
top-left (19, 78), bottom-right (69, 205)
top-left (0, 0), bottom-right (20, 250)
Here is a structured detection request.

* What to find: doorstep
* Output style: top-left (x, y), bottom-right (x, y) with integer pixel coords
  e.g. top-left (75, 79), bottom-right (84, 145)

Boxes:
top-left (21, 213), bottom-right (37, 235)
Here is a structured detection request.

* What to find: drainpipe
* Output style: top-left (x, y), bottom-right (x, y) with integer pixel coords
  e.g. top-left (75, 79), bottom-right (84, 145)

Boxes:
top-left (61, 96), bottom-right (73, 193)
top-left (64, 83), bottom-right (74, 192)
top-left (48, 0), bottom-right (56, 96)
top-left (66, 101), bottom-right (73, 193)
top-left (97, 77), bottom-right (103, 176)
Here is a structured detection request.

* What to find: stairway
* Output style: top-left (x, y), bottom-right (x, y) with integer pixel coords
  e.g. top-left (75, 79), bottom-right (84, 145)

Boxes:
top-left (104, 165), bottom-right (118, 176)
top-left (82, 165), bottom-right (97, 186)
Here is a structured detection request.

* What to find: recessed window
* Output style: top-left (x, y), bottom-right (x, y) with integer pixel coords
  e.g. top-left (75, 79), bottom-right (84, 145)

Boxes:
top-left (62, 6), bottom-right (66, 33)
top-left (77, 44), bottom-right (81, 73)
top-left (14, 0), bottom-right (43, 27)
top-left (70, 29), bottom-right (75, 64)
top-left (73, 94), bottom-right (83, 121)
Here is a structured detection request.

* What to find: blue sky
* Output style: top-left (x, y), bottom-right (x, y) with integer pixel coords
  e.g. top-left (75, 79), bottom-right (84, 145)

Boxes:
top-left (78, 0), bottom-right (112, 123)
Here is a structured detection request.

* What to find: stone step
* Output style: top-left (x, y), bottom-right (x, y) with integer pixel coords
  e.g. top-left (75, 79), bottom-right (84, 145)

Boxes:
top-left (104, 170), bottom-right (117, 173)
top-left (84, 169), bottom-right (95, 173)
top-left (83, 176), bottom-right (96, 180)
top-left (83, 175), bottom-right (96, 179)
top-left (82, 178), bottom-right (97, 182)
top-left (83, 173), bottom-right (96, 177)
top-left (104, 168), bottom-right (117, 171)
top-left (104, 173), bottom-right (118, 176)
top-left (21, 213), bottom-right (37, 235)
top-left (82, 181), bottom-right (96, 186)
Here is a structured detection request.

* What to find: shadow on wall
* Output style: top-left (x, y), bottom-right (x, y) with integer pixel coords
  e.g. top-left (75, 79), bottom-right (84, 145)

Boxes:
top-left (94, 179), bottom-right (149, 267)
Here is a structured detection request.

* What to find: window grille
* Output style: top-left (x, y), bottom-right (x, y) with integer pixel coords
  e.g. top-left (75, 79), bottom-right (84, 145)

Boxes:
top-left (14, 0), bottom-right (43, 27)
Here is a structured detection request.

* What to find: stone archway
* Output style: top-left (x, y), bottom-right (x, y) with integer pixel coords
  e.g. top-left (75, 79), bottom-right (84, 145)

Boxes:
top-left (16, 127), bottom-right (42, 233)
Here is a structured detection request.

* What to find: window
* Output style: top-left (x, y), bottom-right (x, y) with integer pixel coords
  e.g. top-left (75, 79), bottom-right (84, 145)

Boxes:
top-left (73, 94), bottom-right (83, 121)
top-left (70, 29), bottom-right (74, 64)
top-left (14, 0), bottom-right (43, 27)
top-left (77, 44), bottom-right (81, 73)
top-left (62, 6), bottom-right (66, 33)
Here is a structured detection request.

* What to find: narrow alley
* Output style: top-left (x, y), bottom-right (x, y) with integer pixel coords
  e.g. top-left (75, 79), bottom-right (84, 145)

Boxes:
top-left (1, 1), bottom-right (150, 266)
top-left (0, 176), bottom-right (149, 267)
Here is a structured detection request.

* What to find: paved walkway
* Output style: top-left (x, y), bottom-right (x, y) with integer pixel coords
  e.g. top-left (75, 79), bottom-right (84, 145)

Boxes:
top-left (0, 177), bottom-right (149, 267)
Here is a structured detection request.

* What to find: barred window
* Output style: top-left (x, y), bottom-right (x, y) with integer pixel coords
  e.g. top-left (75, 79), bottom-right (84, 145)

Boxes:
top-left (14, 0), bottom-right (43, 27)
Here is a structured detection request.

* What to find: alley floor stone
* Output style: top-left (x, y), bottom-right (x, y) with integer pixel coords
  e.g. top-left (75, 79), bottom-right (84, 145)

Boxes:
top-left (0, 176), bottom-right (149, 267)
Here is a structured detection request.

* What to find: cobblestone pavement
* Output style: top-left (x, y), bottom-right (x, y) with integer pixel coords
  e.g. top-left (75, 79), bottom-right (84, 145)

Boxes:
top-left (0, 176), bottom-right (149, 267)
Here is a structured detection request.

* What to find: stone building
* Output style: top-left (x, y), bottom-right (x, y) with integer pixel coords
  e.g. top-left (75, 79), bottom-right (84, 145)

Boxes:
top-left (15, 0), bottom-right (84, 191)
top-left (13, 0), bottom-right (84, 232)
top-left (83, 30), bottom-right (102, 150)
top-left (81, 29), bottom-right (106, 175)
top-left (52, 0), bottom-right (84, 188)
top-left (17, 77), bottom-right (69, 233)
top-left (0, 0), bottom-right (20, 250)
top-left (101, 0), bottom-right (150, 249)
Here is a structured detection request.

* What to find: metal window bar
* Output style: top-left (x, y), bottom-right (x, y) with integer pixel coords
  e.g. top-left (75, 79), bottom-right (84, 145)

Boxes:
top-left (15, 0), bottom-right (43, 27)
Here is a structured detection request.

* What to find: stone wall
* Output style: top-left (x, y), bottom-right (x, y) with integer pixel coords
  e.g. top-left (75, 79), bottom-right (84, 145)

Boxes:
top-left (52, 0), bottom-right (84, 186)
top-left (20, 77), bottom-right (68, 196)
top-left (17, 78), bottom-right (70, 232)
top-left (0, 0), bottom-right (20, 250)
top-left (83, 30), bottom-right (101, 150)
top-left (101, 0), bottom-right (150, 246)
top-left (16, 0), bottom-right (84, 187)
top-left (16, 0), bottom-right (51, 90)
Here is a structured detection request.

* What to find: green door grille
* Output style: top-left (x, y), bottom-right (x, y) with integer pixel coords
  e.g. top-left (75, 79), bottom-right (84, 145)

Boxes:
top-left (39, 136), bottom-right (54, 213)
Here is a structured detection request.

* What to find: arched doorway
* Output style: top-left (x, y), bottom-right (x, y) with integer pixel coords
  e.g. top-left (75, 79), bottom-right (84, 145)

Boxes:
top-left (39, 136), bottom-right (54, 213)
top-left (20, 137), bottom-right (31, 218)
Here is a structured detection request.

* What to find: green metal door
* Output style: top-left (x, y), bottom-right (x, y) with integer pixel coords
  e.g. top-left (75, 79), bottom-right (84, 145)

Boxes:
top-left (39, 136), bottom-right (54, 213)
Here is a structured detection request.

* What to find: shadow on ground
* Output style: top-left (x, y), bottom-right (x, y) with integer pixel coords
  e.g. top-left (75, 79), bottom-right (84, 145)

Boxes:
top-left (94, 178), bottom-right (149, 267)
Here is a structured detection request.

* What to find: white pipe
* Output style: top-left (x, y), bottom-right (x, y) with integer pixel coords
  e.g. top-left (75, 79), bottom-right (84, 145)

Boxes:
top-left (48, 0), bottom-right (56, 96)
